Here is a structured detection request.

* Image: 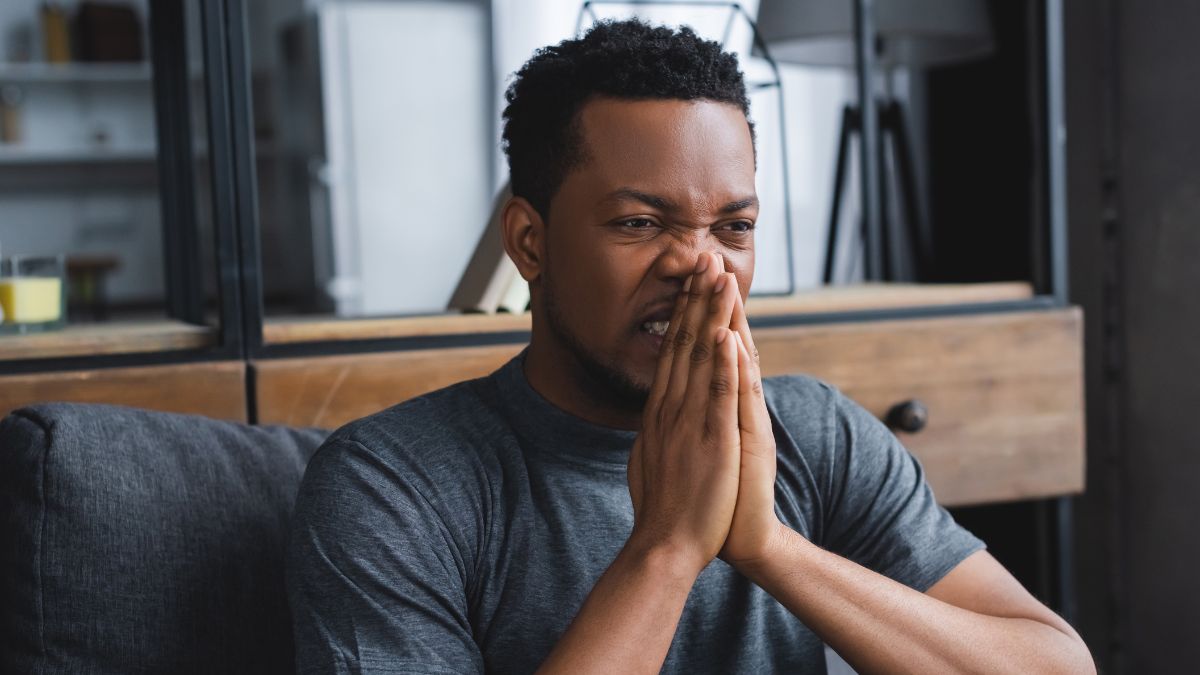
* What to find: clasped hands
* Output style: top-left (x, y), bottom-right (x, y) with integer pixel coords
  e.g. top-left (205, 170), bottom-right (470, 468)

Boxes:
top-left (627, 251), bottom-right (782, 577)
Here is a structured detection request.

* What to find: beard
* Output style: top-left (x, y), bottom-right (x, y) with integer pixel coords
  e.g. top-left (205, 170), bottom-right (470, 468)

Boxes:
top-left (540, 268), bottom-right (650, 415)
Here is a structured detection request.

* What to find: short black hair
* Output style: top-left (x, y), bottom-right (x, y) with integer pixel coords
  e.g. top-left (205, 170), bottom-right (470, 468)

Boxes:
top-left (501, 19), bottom-right (754, 220)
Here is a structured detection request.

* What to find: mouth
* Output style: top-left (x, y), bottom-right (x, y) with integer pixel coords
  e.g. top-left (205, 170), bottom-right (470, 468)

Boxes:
top-left (633, 302), bottom-right (675, 354)
top-left (640, 320), bottom-right (669, 337)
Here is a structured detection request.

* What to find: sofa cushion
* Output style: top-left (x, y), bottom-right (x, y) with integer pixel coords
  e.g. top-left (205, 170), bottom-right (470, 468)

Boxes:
top-left (0, 403), bottom-right (328, 674)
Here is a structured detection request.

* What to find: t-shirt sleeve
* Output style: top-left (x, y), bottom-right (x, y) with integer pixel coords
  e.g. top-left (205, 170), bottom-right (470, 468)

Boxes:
top-left (820, 389), bottom-right (985, 592)
top-left (286, 438), bottom-right (484, 675)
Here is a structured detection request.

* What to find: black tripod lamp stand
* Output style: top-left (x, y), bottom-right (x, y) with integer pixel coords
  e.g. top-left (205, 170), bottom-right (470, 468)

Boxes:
top-left (825, 99), bottom-right (926, 283)
top-left (755, 0), bottom-right (993, 284)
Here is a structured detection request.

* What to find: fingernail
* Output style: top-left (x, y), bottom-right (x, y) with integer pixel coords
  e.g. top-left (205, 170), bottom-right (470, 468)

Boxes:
top-left (716, 328), bottom-right (728, 344)
top-left (682, 276), bottom-right (693, 292)
top-left (715, 252), bottom-right (725, 271)
top-left (714, 273), bottom-right (728, 294)
top-left (696, 255), bottom-right (709, 274)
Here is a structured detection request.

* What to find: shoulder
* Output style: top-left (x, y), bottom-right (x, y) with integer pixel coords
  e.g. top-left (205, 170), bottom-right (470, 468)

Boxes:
top-left (337, 377), bottom-right (500, 454)
top-left (302, 376), bottom-right (509, 503)
top-left (762, 373), bottom-right (839, 413)
top-left (763, 373), bottom-right (889, 442)
top-left (761, 373), bottom-right (843, 441)
top-left (759, 373), bottom-right (896, 508)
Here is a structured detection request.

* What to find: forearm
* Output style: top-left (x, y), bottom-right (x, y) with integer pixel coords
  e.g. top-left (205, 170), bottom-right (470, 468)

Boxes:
top-left (536, 537), bottom-right (700, 674)
top-left (744, 525), bottom-right (1094, 675)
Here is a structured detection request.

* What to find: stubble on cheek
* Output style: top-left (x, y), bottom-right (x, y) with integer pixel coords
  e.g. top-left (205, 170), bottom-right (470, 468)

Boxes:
top-left (541, 267), bottom-right (651, 412)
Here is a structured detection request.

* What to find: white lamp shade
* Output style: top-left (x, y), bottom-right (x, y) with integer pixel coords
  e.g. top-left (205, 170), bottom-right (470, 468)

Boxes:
top-left (755, 0), bottom-right (994, 68)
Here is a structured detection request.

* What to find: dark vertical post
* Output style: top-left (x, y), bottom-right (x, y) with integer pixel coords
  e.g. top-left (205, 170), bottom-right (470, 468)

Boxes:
top-left (853, 0), bottom-right (883, 280)
top-left (1046, 0), bottom-right (1076, 629)
top-left (198, 0), bottom-right (245, 356)
top-left (824, 106), bottom-right (855, 284)
top-left (223, 0), bottom-right (265, 357)
top-left (1046, 0), bottom-right (1069, 304)
top-left (148, 0), bottom-right (204, 324)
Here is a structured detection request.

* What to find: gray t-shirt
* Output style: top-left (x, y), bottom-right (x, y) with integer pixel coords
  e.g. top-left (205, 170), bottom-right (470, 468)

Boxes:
top-left (287, 352), bottom-right (984, 674)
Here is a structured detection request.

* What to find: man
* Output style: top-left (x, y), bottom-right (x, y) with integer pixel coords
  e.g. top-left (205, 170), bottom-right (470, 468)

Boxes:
top-left (287, 20), bottom-right (1094, 674)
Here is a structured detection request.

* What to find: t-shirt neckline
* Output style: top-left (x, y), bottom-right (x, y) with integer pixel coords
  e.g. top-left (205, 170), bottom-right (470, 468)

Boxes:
top-left (491, 349), bottom-right (637, 470)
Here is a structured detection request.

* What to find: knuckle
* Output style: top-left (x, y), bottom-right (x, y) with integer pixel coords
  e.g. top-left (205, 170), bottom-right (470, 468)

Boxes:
top-left (657, 398), bottom-right (676, 425)
top-left (710, 374), bottom-right (734, 397)
top-left (643, 399), bottom-right (660, 423)
top-left (690, 340), bottom-right (712, 363)
top-left (659, 337), bottom-right (677, 357)
top-left (673, 328), bottom-right (696, 349)
top-left (750, 378), bottom-right (764, 397)
top-left (752, 348), bottom-right (761, 363)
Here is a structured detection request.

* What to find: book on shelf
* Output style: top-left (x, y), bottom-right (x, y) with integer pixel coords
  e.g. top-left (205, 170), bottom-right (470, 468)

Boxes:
top-left (448, 182), bottom-right (520, 314)
top-left (41, 4), bottom-right (72, 64)
top-left (76, 1), bottom-right (144, 62)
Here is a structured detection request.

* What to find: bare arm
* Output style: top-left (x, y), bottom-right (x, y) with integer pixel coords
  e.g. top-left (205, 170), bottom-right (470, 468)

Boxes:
top-left (720, 290), bottom-right (1095, 674)
top-left (742, 528), bottom-right (1095, 675)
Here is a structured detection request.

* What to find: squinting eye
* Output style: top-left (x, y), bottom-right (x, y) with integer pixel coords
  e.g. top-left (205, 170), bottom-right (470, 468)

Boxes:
top-left (621, 218), bottom-right (655, 229)
top-left (725, 221), bottom-right (755, 233)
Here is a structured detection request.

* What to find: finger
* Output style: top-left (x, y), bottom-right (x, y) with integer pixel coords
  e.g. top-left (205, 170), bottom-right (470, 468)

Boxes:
top-left (663, 252), bottom-right (722, 413)
top-left (702, 328), bottom-right (741, 451)
top-left (727, 274), bottom-right (761, 377)
top-left (681, 270), bottom-right (738, 419)
top-left (644, 277), bottom-right (691, 422)
top-left (627, 437), bottom-right (644, 515)
top-left (734, 332), bottom-right (774, 448)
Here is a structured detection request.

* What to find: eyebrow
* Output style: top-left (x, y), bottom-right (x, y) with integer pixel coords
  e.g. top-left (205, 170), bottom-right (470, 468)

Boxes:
top-left (602, 188), bottom-right (758, 214)
top-left (719, 197), bottom-right (758, 214)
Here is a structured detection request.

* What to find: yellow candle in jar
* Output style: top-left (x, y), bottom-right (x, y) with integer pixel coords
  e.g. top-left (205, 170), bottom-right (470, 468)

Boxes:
top-left (0, 276), bottom-right (63, 323)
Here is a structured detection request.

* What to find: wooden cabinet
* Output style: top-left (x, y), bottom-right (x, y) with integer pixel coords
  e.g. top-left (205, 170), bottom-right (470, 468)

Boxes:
top-left (756, 309), bottom-right (1084, 506)
top-left (254, 344), bottom-right (522, 429)
top-left (0, 285), bottom-right (1085, 511)
top-left (0, 361), bottom-right (247, 422)
top-left (249, 306), bottom-right (1084, 509)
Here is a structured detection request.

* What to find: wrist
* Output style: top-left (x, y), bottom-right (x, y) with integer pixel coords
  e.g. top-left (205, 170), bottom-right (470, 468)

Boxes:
top-left (731, 520), bottom-right (804, 584)
top-left (623, 529), bottom-right (710, 582)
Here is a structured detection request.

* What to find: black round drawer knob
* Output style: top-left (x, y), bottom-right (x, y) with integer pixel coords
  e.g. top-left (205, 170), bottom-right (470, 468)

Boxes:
top-left (886, 399), bottom-right (929, 433)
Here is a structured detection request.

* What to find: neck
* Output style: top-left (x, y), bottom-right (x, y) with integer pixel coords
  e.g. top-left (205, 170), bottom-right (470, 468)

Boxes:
top-left (522, 322), bottom-right (644, 432)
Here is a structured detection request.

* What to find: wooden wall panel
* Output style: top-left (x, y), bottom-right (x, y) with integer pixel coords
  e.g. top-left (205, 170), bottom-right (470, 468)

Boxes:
top-left (254, 344), bottom-right (524, 428)
top-left (253, 309), bottom-right (1084, 507)
top-left (0, 361), bottom-right (248, 422)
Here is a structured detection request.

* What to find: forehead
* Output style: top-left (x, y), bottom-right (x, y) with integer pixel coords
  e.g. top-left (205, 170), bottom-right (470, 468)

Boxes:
top-left (572, 97), bottom-right (756, 205)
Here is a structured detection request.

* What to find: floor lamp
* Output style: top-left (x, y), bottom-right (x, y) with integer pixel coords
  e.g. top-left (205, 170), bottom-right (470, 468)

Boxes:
top-left (755, 0), bottom-right (993, 283)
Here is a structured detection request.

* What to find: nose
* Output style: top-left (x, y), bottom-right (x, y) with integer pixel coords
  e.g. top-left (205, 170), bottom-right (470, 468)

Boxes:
top-left (654, 233), bottom-right (725, 284)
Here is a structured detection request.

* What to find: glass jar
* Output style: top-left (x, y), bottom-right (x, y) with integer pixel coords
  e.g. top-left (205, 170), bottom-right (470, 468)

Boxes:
top-left (0, 255), bottom-right (67, 334)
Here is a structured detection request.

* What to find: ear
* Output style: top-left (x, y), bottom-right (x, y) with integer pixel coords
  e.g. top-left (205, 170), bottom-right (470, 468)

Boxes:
top-left (501, 196), bottom-right (545, 283)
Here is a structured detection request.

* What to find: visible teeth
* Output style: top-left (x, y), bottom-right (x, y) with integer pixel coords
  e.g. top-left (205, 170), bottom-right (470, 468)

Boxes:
top-left (642, 321), bottom-right (669, 336)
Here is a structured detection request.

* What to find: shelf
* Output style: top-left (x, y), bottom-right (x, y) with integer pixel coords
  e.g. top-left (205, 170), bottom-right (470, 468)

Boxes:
top-left (265, 311), bottom-right (534, 344)
top-left (0, 320), bottom-right (217, 361)
top-left (262, 282), bottom-right (1035, 345)
top-left (0, 146), bottom-right (156, 165)
top-left (0, 61), bottom-right (152, 83)
top-left (743, 281), bottom-right (1035, 316)
top-left (0, 143), bottom-right (278, 167)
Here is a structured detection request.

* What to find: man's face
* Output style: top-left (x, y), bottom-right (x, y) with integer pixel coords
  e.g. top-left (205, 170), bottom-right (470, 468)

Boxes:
top-left (537, 97), bottom-right (758, 410)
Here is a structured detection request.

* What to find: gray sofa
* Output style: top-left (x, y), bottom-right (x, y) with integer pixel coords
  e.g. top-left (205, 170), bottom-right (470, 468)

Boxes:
top-left (0, 403), bottom-right (329, 674)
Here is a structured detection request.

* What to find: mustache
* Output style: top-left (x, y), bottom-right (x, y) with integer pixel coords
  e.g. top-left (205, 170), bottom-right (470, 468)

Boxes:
top-left (630, 293), bottom-right (682, 332)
